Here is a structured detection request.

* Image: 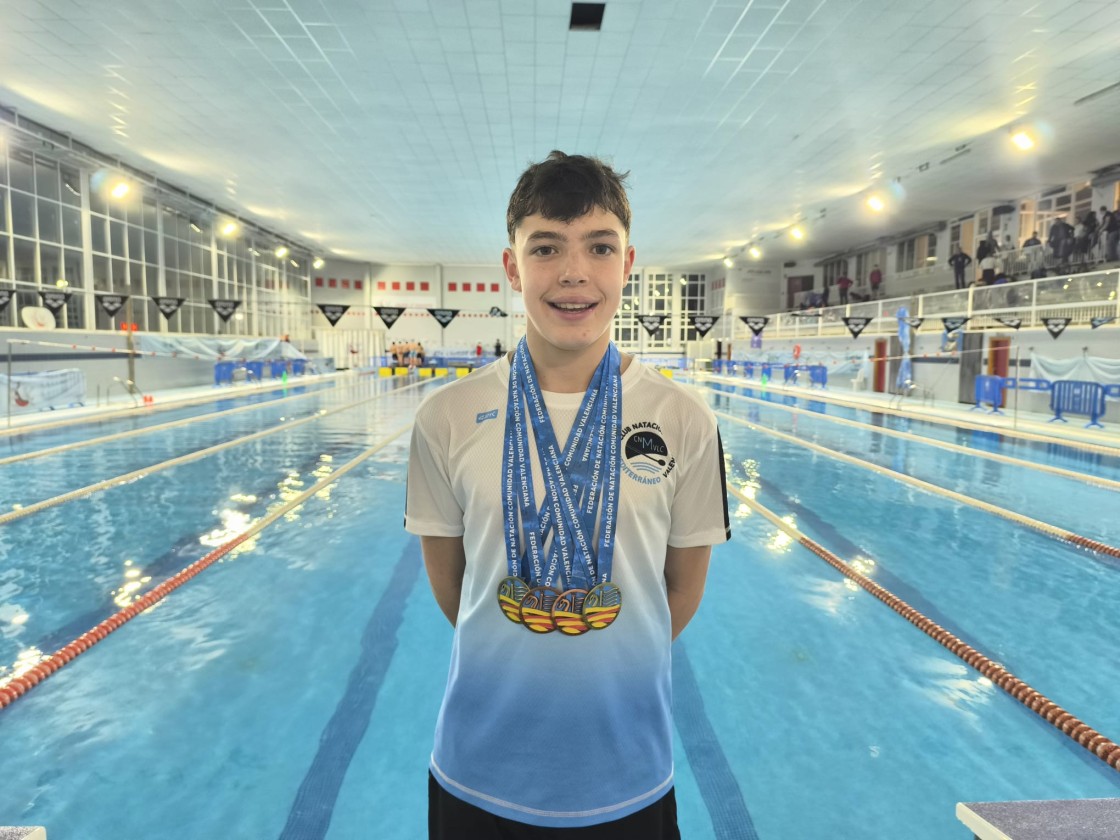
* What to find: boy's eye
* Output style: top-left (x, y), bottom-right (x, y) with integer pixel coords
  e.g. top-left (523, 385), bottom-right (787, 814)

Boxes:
top-left (531, 245), bottom-right (557, 256)
top-left (591, 244), bottom-right (615, 256)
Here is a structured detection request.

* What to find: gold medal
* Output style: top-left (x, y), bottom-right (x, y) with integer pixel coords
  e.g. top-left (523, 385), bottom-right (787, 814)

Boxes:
top-left (497, 576), bottom-right (530, 625)
top-left (519, 586), bottom-right (560, 633)
top-left (583, 582), bottom-right (622, 630)
top-left (551, 589), bottom-right (590, 636)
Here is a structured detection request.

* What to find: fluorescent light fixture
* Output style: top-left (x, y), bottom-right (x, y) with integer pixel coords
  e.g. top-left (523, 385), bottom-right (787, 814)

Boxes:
top-left (866, 194), bottom-right (885, 212)
top-left (249, 247), bottom-right (261, 256)
top-left (189, 221), bottom-right (202, 233)
top-left (723, 257), bottom-right (734, 268)
top-left (275, 246), bottom-right (289, 259)
top-left (679, 276), bottom-right (687, 285)
top-left (221, 221), bottom-right (239, 236)
top-left (289, 259), bottom-right (299, 268)
top-left (790, 225), bottom-right (805, 241)
top-left (1011, 130), bottom-right (1035, 150)
top-left (110, 181), bottom-right (130, 199)
top-left (749, 246), bottom-right (762, 259)
top-left (312, 257), bottom-right (324, 269)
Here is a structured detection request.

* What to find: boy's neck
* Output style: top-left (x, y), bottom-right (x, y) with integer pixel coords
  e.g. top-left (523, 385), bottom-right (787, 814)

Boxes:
top-left (521, 335), bottom-right (628, 393)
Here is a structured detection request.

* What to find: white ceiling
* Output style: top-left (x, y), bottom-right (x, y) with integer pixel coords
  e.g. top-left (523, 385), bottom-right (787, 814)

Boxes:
top-left (2, 0), bottom-right (1119, 267)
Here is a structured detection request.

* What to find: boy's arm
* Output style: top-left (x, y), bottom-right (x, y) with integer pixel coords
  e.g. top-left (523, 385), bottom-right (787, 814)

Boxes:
top-left (421, 535), bottom-right (467, 627)
top-left (664, 544), bottom-right (711, 640)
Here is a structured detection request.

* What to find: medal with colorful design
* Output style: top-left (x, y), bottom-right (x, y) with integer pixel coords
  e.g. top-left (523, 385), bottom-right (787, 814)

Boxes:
top-left (499, 338), bottom-right (623, 635)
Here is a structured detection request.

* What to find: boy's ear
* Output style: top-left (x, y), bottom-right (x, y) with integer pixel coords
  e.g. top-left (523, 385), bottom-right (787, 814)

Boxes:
top-left (623, 244), bottom-right (636, 280)
top-left (503, 248), bottom-right (522, 292)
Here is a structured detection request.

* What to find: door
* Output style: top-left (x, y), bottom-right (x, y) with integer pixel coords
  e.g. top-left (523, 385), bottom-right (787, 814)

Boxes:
top-left (957, 331), bottom-right (984, 403)
top-left (873, 338), bottom-right (888, 393)
top-left (988, 336), bottom-right (1012, 407)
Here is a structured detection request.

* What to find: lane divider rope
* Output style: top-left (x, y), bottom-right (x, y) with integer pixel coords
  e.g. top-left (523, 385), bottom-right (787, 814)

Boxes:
top-left (0, 375), bottom-right (389, 468)
top-left (0, 422), bottom-right (414, 711)
top-left (704, 385), bottom-right (1120, 493)
top-left (725, 482), bottom-right (1120, 774)
top-left (714, 409), bottom-right (1120, 561)
top-left (702, 372), bottom-right (1120, 458)
top-left (0, 376), bottom-right (441, 527)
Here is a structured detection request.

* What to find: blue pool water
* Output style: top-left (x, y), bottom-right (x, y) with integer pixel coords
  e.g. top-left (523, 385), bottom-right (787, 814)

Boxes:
top-left (0, 372), bottom-right (1117, 839)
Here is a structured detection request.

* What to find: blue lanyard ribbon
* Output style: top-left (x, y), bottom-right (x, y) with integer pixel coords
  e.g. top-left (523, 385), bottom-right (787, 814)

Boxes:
top-left (503, 339), bottom-right (621, 590)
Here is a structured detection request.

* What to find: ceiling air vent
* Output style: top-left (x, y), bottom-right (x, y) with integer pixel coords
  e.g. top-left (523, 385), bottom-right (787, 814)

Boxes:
top-left (570, 3), bottom-right (606, 31)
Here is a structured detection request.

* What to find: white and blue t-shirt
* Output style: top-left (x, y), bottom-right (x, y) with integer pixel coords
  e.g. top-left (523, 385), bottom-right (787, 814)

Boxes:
top-left (405, 355), bottom-right (729, 827)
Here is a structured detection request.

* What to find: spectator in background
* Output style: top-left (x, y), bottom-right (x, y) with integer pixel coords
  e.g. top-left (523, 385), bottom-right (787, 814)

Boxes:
top-left (416, 342), bottom-right (426, 367)
top-left (1022, 232), bottom-right (1041, 248)
top-left (869, 264), bottom-right (883, 298)
top-left (1048, 216), bottom-right (1073, 267)
top-left (836, 271), bottom-right (853, 305)
top-left (948, 246), bottom-right (972, 290)
top-left (977, 233), bottom-right (998, 261)
top-left (475, 342), bottom-right (483, 359)
top-left (1022, 232), bottom-right (1045, 279)
top-left (820, 281), bottom-right (830, 307)
top-left (979, 252), bottom-right (997, 285)
top-left (1103, 205), bottom-right (1119, 262)
top-left (494, 339), bottom-right (503, 358)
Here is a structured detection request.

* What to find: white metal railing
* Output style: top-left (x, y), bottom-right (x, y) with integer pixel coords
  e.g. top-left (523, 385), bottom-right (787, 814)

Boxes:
top-left (764, 268), bottom-right (1120, 339)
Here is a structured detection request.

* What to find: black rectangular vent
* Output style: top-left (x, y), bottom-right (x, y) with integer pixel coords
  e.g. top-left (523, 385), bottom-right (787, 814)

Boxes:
top-left (570, 3), bottom-right (605, 31)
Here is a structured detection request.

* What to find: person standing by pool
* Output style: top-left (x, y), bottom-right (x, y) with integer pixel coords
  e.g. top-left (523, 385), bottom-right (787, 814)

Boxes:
top-left (405, 150), bottom-right (730, 838)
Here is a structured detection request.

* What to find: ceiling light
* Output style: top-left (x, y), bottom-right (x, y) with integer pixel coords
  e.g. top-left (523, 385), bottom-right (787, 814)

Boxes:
top-left (189, 221), bottom-right (202, 233)
top-left (1011, 130), bottom-right (1035, 150)
top-left (866, 194), bottom-right (886, 212)
top-left (275, 246), bottom-right (289, 259)
top-left (749, 246), bottom-right (762, 259)
top-left (289, 259), bottom-right (299, 268)
top-left (55, 279), bottom-right (69, 288)
top-left (221, 221), bottom-right (239, 237)
top-left (249, 247), bottom-right (261, 256)
top-left (109, 181), bottom-right (130, 199)
top-left (312, 257), bottom-right (324, 269)
top-left (723, 257), bottom-right (734, 268)
top-left (790, 225), bottom-right (805, 241)
top-left (679, 276), bottom-right (687, 285)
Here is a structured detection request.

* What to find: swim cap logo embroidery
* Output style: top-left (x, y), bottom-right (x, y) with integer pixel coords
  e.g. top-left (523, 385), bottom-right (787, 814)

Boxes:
top-left (621, 421), bottom-right (675, 485)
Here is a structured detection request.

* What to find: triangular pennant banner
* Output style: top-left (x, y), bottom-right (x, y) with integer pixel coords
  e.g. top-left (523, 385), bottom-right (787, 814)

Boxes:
top-left (689, 315), bottom-right (719, 337)
top-left (993, 316), bottom-right (1022, 330)
top-left (208, 299), bottom-right (241, 322)
top-left (489, 306), bottom-right (508, 317)
top-left (1043, 317), bottom-right (1071, 339)
top-left (96, 294), bottom-right (128, 318)
top-left (154, 297), bottom-right (185, 319)
top-left (0, 290), bottom-right (11, 314)
top-left (739, 315), bottom-right (769, 336)
top-left (428, 308), bottom-right (459, 328)
top-left (903, 317), bottom-right (924, 329)
top-left (842, 316), bottom-right (872, 338)
top-left (941, 316), bottom-right (970, 333)
top-left (1090, 316), bottom-right (1116, 329)
top-left (317, 303), bottom-right (350, 327)
top-left (39, 290), bottom-right (72, 313)
top-left (374, 306), bottom-right (404, 329)
top-left (638, 314), bottom-right (667, 335)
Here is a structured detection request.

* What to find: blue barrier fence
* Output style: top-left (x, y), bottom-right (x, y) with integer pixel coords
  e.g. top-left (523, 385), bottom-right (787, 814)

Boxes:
top-left (1049, 380), bottom-right (1107, 429)
top-left (972, 374), bottom-right (1006, 414)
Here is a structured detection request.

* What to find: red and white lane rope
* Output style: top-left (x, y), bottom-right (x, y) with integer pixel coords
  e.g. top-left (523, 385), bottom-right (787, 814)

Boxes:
top-left (715, 410), bottom-right (1120, 561)
top-left (725, 482), bottom-right (1120, 774)
top-left (0, 422), bottom-right (413, 711)
top-left (0, 376), bottom-right (439, 527)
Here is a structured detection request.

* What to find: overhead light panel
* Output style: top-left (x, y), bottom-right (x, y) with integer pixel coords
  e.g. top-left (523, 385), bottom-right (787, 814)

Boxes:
top-left (1011, 130), bottom-right (1035, 150)
top-left (289, 259), bottom-right (299, 268)
top-left (221, 221), bottom-right (239, 237)
top-left (312, 257), bottom-right (324, 269)
top-left (275, 246), bottom-right (289, 259)
top-left (749, 246), bottom-right (762, 259)
top-left (723, 257), bottom-right (734, 268)
top-left (866, 194), bottom-right (886, 212)
top-left (189, 220), bottom-right (202, 233)
top-left (790, 225), bottom-right (805, 241)
top-left (110, 181), bottom-right (130, 199)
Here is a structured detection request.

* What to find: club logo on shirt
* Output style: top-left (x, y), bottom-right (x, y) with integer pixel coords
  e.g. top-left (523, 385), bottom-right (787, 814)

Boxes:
top-left (621, 421), bottom-right (675, 485)
top-left (476, 409), bottom-right (499, 423)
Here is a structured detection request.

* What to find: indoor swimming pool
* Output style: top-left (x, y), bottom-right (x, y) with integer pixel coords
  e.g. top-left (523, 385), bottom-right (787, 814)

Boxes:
top-left (1, 368), bottom-right (1117, 839)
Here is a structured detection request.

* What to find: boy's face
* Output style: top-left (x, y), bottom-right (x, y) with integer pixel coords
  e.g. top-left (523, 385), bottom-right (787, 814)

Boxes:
top-left (503, 207), bottom-right (635, 360)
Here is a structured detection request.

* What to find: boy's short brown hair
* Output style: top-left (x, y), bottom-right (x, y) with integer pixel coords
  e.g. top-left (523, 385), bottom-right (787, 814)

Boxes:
top-left (506, 150), bottom-right (631, 242)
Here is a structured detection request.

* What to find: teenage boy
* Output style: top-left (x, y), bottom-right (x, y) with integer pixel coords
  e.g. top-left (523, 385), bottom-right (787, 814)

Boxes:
top-left (405, 151), bottom-right (730, 839)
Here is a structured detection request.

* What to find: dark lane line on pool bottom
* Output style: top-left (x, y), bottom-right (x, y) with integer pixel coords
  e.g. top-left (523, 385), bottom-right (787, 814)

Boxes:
top-left (278, 536), bottom-right (422, 840)
top-left (673, 642), bottom-right (760, 840)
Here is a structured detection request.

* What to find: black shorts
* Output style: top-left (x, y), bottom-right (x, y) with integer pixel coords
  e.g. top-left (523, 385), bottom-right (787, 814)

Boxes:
top-left (428, 773), bottom-right (681, 839)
